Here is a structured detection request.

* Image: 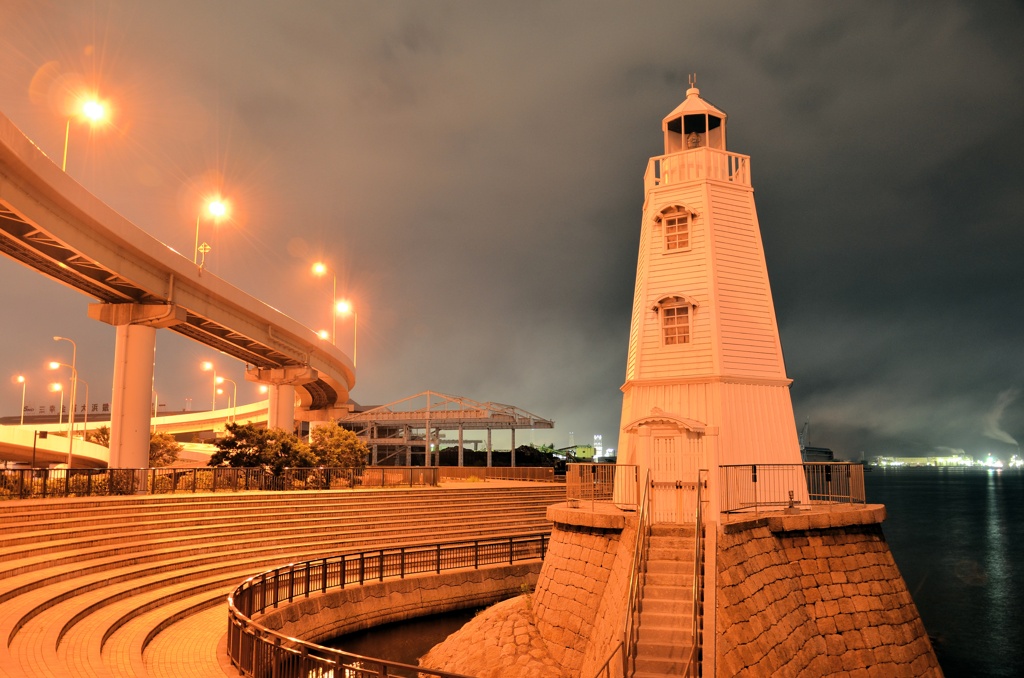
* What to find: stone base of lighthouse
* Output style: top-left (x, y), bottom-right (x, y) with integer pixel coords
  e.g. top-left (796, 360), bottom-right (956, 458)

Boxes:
top-left (422, 505), bottom-right (942, 677)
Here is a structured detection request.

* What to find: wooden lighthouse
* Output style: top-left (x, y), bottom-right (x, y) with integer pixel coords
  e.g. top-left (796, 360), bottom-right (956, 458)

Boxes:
top-left (618, 80), bottom-right (803, 517)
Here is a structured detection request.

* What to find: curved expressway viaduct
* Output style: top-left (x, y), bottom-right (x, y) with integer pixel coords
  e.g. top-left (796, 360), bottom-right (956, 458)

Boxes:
top-left (0, 111), bottom-right (355, 467)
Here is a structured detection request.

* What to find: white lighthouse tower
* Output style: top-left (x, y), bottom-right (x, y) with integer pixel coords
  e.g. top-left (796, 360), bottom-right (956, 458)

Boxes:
top-left (618, 80), bottom-right (802, 517)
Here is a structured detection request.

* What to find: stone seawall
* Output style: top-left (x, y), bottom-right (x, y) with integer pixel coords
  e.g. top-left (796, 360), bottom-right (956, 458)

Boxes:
top-left (256, 563), bottom-right (540, 645)
top-left (716, 506), bottom-right (942, 677)
top-left (423, 504), bottom-right (636, 677)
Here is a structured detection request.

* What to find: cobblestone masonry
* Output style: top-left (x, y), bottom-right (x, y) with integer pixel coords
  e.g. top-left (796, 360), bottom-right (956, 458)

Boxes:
top-left (717, 509), bottom-right (942, 677)
top-left (420, 595), bottom-right (566, 678)
top-left (424, 505), bottom-right (635, 677)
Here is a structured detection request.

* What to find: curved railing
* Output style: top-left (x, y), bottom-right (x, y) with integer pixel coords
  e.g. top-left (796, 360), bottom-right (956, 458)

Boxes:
top-left (227, 534), bottom-right (548, 678)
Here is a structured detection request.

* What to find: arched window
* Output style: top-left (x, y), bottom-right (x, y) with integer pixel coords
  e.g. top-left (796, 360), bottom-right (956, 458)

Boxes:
top-left (653, 295), bottom-right (697, 346)
top-left (654, 205), bottom-right (693, 252)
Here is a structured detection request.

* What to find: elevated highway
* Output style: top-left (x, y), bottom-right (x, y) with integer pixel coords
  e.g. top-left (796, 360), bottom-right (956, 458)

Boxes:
top-left (0, 111), bottom-right (354, 467)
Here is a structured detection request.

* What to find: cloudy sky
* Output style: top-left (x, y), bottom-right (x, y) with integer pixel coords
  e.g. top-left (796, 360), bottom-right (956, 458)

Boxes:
top-left (0, 1), bottom-right (1022, 459)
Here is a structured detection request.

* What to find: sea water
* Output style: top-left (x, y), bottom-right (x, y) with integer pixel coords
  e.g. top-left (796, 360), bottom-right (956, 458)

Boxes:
top-left (867, 468), bottom-right (1024, 678)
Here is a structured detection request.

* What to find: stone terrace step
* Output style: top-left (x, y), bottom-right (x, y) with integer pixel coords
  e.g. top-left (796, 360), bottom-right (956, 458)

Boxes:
top-left (0, 485), bottom-right (563, 678)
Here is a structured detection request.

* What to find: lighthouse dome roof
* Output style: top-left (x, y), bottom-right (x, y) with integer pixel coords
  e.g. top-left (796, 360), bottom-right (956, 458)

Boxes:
top-left (662, 87), bottom-right (728, 125)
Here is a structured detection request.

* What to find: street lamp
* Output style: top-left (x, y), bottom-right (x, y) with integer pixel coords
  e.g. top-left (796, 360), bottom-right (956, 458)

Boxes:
top-left (336, 300), bottom-right (358, 367)
top-left (312, 262), bottom-right (338, 344)
top-left (62, 96), bottom-right (108, 172)
top-left (15, 375), bottom-right (26, 426)
top-left (194, 198), bottom-right (229, 268)
top-left (52, 336), bottom-right (78, 467)
top-left (216, 376), bottom-right (238, 422)
top-left (201, 361), bottom-right (217, 411)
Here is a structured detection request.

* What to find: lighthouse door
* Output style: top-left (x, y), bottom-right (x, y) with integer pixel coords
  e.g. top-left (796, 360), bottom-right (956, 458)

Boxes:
top-left (650, 430), bottom-right (702, 523)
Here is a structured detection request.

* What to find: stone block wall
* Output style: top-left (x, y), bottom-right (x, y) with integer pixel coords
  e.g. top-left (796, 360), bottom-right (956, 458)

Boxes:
top-left (716, 508), bottom-right (942, 677)
top-left (531, 506), bottom-right (635, 674)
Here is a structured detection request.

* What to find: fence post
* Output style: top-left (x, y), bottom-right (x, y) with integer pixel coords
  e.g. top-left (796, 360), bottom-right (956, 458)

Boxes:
top-left (379, 550), bottom-right (385, 581)
top-left (436, 544), bottom-right (442, 574)
top-left (474, 541), bottom-right (479, 570)
top-left (509, 536), bottom-right (514, 565)
top-left (359, 553), bottom-right (365, 585)
top-left (400, 548), bottom-right (406, 579)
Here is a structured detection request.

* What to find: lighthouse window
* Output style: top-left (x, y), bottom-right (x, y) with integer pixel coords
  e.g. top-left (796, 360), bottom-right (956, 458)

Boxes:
top-left (664, 212), bottom-right (689, 251)
top-left (662, 304), bottom-right (690, 345)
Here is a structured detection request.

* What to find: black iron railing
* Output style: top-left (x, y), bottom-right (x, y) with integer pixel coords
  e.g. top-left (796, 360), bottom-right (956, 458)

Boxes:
top-left (566, 463), bottom-right (639, 511)
top-left (227, 534), bottom-right (548, 678)
top-left (0, 466), bottom-right (439, 501)
top-left (720, 462), bottom-right (866, 513)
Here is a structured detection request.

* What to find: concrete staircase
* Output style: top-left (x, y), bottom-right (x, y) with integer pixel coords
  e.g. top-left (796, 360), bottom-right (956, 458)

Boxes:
top-left (634, 523), bottom-right (701, 677)
top-left (0, 483), bottom-right (563, 678)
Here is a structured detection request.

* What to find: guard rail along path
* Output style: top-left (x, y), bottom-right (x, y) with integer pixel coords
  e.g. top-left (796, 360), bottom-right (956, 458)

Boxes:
top-left (0, 466), bottom-right (439, 500)
top-left (227, 534), bottom-right (549, 678)
top-left (719, 462), bottom-right (866, 514)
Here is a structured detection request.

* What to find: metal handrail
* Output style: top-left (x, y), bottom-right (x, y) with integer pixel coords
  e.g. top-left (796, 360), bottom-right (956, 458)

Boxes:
top-left (227, 533), bottom-right (548, 678)
top-left (621, 470), bottom-right (653, 676)
top-left (684, 470), bottom-right (708, 676)
top-left (0, 465), bottom-right (440, 500)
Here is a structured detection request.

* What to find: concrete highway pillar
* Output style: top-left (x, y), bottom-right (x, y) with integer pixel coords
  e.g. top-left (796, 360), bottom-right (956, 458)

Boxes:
top-left (109, 324), bottom-right (156, 468)
top-left (267, 384), bottom-right (297, 430)
top-left (245, 365), bottom-right (317, 433)
top-left (89, 303), bottom-right (187, 470)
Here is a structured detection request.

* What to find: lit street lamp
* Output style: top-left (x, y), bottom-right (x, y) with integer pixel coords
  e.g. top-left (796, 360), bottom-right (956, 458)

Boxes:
top-left (52, 336), bottom-right (78, 467)
top-left (194, 198), bottom-right (229, 268)
top-left (49, 382), bottom-right (63, 425)
top-left (216, 376), bottom-right (238, 422)
top-left (201, 361), bottom-right (218, 411)
top-left (62, 96), bottom-right (108, 172)
top-left (336, 300), bottom-right (358, 367)
top-left (15, 375), bottom-right (26, 426)
top-left (312, 262), bottom-right (338, 344)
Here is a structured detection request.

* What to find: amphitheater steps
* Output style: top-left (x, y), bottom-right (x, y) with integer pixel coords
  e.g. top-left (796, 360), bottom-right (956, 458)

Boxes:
top-left (0, 484), bottom-right (563, 678)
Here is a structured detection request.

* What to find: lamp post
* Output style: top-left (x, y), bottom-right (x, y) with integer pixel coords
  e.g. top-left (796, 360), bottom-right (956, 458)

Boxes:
top-left (194, 198), bottom-right (229, 268)
top-left (216, 376), bottom-right (238, 422)
top-left (77, 376), bottom-right (90, 432)
top-left (336, 300), bottom-right (358, 367)
top-left (62, 97), bottom-right (107, 172)
top-left (52, 336), bottom-right (77, 467)
top-left (15, 375), bottom-right (26, 426)
top-left (201, 362), bottom-right (217, 411)
top-left (312, 262), bottom-right (338, 344)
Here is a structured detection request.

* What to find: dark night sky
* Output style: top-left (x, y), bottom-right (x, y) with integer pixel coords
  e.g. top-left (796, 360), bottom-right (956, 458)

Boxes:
top-left (1, 1), bottom-right (1022, 459)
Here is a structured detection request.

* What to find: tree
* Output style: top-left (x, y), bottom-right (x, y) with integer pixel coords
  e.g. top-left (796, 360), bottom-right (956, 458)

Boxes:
top-left (149, 432), bottom-right (182, 467)
top-left (208, 423), bottom-right (315, 474)
top-left (309, 422), bottom-right (369, 469)
top-left (85, 426), bottom-right (110, 447)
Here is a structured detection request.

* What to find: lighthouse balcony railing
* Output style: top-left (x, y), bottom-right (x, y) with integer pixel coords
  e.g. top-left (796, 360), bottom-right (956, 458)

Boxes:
top-left (644, 146), bottom-right (751, 191)
top-left (720, 462), bottom-right (866, 514)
